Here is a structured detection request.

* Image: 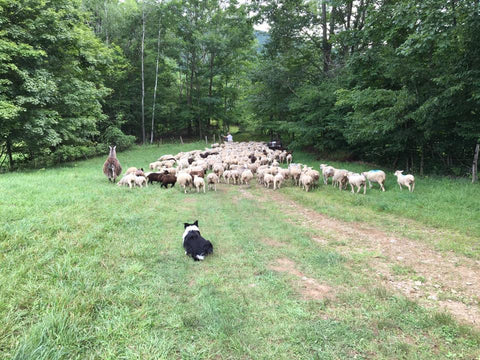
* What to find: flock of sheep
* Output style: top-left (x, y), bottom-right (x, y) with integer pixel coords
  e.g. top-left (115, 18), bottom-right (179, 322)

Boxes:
top-left (104, 141), bottom-right (416, 193)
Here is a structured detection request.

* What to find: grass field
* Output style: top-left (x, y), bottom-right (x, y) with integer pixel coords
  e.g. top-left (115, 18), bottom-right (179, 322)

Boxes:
top-left (1, 142), bottom-right (480, 359)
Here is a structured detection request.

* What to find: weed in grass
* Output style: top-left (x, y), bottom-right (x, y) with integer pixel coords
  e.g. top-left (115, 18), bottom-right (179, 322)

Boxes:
top-left (391, 264), bottom-right (416, 276)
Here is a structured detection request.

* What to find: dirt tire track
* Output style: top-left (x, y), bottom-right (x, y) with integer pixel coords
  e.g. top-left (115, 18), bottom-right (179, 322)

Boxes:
top-left (244, 187), bottom-right (480, 328)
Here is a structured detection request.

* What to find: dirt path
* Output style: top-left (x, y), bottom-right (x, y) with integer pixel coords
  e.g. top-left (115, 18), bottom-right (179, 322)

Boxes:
top-left (241, 186), bottom-right (480, 329)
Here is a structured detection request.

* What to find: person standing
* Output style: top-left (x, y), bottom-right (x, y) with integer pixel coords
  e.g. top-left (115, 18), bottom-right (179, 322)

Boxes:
top-left (224, 132), bottom-right (233, 142)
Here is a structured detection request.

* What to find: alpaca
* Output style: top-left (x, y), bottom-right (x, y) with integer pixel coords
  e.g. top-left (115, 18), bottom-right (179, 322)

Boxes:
top-left (103, 146), bottom-right (122, 183)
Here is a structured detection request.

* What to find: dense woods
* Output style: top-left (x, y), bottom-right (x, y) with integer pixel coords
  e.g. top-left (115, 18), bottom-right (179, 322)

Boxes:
top-left (1, 0), bottom-right (479, 176)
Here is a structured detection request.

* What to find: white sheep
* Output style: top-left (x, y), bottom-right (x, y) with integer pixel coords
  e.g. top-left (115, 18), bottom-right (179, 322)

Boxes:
top-left (346, 172), bottom-right (366, 194)
top-left (332, 169), bottom-right (349, 190)
top-left (361, 170), bottom-right (386, 192)
top-left (394, 170), bottom-right (415, 192)
top-left (273, 173), bottom-right (284, 190)
top-left (213, 163), bottom-right (224, 177)
top-left (125, 167), bottom-right (138, 175)
top-left (207, 173), bottom-right (219, 191)
top-left (241, 169), bottom-right (254, 185)
top-left (117, 174), bottom-right (136, 188)
top-left (289, 164), bottom-right (302, 185)
top-left (299, 173), bottom-right (313, 192)
top-left (263, 173), bottom-right (274, 189)
top-left (193, 175), bottom-right (206, 193)
top-left (320, 164), bottom-right (335, 185)
top-left (230, 169), bottom-right (240, 185)
top-left (177, 172), bottom-right (193, 193)
top-left (286, 153), bottom-right (292, 165)
top-left (223, 170), bottom-right (232, 184)
top-left (134, 175), bottom-right (148, 188)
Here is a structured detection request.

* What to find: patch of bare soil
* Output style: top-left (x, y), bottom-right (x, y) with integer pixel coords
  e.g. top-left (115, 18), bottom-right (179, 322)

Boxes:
top-left (269, 257), bottom-right (334, 301)
top-left (261, 189), bottom-right (480, 328)
top-left (262, 238), bottom-right (285, 248)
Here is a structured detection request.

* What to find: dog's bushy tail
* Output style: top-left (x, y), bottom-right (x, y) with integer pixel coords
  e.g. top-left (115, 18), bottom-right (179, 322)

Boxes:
top-left (204, 241), bottom-right (213, 255)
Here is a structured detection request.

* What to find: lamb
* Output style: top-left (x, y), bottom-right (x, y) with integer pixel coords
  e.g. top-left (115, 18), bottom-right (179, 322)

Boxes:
top-left (240, 169), bottom-right (254, 185)
top-left (230, 169), bottom-right (240, 185)
top-left (213, 163), bottom-right (224, 177)
top-left (299, 173), bottom-right (313, 192)
top-left (361, 170), bottom-right (386, 192)
top-left (149, 161), bottom-right (162, 170)
top-left (103, 145), bottom-right (122, 183)
top-left (223, 170), bottom-right (232, 184)
top-left (207, 173), bottom-right (219, 191)
top-left (147, 172), bottom-right (164, 184)
top-left (160, 173), bottom-right (177, 188)
top-left (332, 169), bottom-right (349, 190)
top-left (125, 167), bottom-right (138, 175)
top-left (289, 164), bottom-right (302, 185)
top-left (193, 175), bottom-right (206, 193)
top-left (263, 173), bottom-right (274, 189)
top-left (177, 172), bottom-right (193, 193)
top-left (320, 164), bottom-right (335, 185)
top-left (134, 175), bottom-right (148, 188)
top-left (117, 173), bottom-right (136, 188)
top-left (346, 172), bottom-right (366, 194)
top-left (286, 153), bottom-right (293, 165)
top-left (394, 170), bottom-right (415, 192)
top-left (273, 173), bottom-right (284, 190)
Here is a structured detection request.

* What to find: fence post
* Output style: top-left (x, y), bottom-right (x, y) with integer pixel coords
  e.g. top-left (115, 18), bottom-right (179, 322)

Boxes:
top-left (180, 136), bottom-right (183, 145)
top-left (473, 143), bottom-right (479, 183)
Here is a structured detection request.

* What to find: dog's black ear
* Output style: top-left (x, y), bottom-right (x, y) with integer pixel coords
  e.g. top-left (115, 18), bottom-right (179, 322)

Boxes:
top-left (184, 223), bottom-right (190, 228)
top-left (194, 220), bottom-right (198, 226)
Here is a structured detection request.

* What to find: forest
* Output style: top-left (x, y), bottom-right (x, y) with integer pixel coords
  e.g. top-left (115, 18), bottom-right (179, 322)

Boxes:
top-left (1, 0), bottom-right (480, 176)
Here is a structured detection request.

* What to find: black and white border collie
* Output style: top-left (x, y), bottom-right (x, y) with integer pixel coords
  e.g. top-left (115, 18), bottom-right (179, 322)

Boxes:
top-left (182, 220), bottom-right (213, 261)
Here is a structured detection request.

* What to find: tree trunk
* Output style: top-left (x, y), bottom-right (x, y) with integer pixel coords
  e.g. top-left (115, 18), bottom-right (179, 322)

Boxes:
top-left (150, 23), bottom-right (162, 144)
top-left (473, 143), bottom-right (479, 183)
top-left (141, 1), bottom-right (146, 144)
top-left (6, 138), bottom-right (13, 169)
top-left (321, 0), bottom-right (330, 73)
top-left (420, 151), bottom-right (424, 176)
top-left (104, 0), bottom-right (109, 46)
top-left (451, 0), bottom-right (457, 26)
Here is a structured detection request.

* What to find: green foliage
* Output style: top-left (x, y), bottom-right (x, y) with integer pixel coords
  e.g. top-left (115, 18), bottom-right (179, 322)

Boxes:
top-left (250, 0), bottom-right (480, 175)
top-left (0, 0), bottom-right (129, 170)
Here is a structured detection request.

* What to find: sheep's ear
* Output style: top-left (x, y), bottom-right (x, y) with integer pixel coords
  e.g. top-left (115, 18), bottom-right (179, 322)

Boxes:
top-left (194, 220), bottom-right (198, 227)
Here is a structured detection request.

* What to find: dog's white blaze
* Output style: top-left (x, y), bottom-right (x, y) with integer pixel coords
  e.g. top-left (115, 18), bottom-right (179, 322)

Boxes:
top-left (182, 225), bottom-right (200, 243)
top-left (196, 255), bottom-right (205, 260)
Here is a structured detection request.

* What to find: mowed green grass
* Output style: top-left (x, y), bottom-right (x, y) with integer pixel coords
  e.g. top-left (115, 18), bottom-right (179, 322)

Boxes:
top-left (0, 143), bottom-right (479, 359)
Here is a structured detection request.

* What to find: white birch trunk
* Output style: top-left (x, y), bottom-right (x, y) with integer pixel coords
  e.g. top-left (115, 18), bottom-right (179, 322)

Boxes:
top-left (150, 22), bottom-right (162, 144)
top-left (141, 1), bottom-right (146, 144)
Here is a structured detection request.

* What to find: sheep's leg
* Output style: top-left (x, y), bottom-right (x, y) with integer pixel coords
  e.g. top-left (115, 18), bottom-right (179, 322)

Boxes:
top-left (398, 183), bottom-right (402, 190)
top-left (411, 182), bottom-right (415, 192)
top-left (368, 180), bottom-right (372, 189)
top-left (407, 183), bottom-right (411, 192)
top-left (363, 183), bottom-right (366, 195)
top-left (350, 184), bottom-right (355, 193)
top-left (380, 182), bottom-right (385, 192)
